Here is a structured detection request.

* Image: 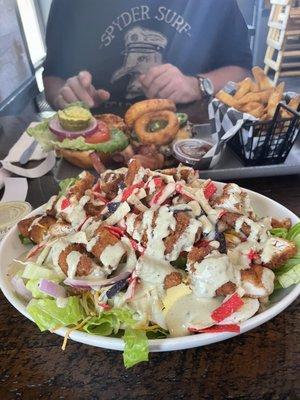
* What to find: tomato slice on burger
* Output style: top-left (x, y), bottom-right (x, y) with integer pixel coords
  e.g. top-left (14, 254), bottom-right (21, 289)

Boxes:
top-left (85, 121), bottom-right (110, 144)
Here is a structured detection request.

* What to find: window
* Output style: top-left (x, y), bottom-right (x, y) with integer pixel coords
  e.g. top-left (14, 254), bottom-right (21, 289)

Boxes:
top-left (17, 0), bottom-right (46, 68)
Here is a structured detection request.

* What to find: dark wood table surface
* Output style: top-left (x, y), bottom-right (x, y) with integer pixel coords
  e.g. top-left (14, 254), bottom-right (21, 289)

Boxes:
top-left (0, 104), bottom-right (299, 400)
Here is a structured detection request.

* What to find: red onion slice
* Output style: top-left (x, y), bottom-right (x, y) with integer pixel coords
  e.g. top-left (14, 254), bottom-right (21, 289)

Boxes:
top-left (49, 116), bottom-right (98, 140)
top-left (64, 271), bottom-right (132, 289)
top-left (12, 275), bottom-right (32, 300)
top-left (39, 279), bottom-right (66, 298)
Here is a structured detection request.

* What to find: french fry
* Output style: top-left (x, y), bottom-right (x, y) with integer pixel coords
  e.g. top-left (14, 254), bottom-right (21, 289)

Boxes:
top-left (276, 82), bottom-right (285, 97)
top-left (250, 81), bottom-right (260, 92)
top-left (252, 66), bottom-right (273, 90)
top-left (216, 90), bottom-right (237, 108)
top-left (240, 102), bottom-right (262, 113)
top-left (216, 65), bottom-right (299, 122)
top-left (267, 88), bottom-right (282, 118)
top-left (257, 89), bottom-right (273, 104)
top-left (260, 111), bottom-right (269, 121)
top-left (234, 77), bottom-right (252, 100)
top-left (237, 92), bottom-right (262, 105)
top-left (281, 108), bottom-right (291, 119)
top-left (288, 95), bottom-right (300, 111)
top-left (250, 104), bottom-right (265, 119)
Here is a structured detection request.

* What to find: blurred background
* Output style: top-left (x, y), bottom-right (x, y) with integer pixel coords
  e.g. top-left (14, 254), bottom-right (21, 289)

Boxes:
top-left (0, 0), bottom-right (299, 117)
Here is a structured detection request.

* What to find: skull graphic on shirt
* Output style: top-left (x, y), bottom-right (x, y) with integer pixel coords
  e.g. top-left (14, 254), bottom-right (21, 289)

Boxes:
top-left (111, 26), bottom-right (168, 99)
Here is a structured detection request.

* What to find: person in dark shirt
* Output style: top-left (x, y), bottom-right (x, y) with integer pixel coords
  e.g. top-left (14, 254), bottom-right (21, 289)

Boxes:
top-left (43, 0), bottom-right (252, 110)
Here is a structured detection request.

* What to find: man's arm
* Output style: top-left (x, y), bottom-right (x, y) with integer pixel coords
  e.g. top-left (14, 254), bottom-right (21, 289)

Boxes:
top-left (139, 64), bottom-right (249, 104)
top-left (44, 77), bottom-right (66, 110)
top-left (202, 66), bottom-right (249, 93)
top-left (44, 72), bottom-right (110, 110)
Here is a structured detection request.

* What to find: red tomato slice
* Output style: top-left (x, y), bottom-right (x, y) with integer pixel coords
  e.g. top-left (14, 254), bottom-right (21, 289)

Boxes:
top-left (85, 122), bottom-right (110, 144)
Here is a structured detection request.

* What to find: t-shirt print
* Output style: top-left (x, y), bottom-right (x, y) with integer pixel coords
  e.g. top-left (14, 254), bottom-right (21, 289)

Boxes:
top-left (111, 26), bottom-right (168, 99)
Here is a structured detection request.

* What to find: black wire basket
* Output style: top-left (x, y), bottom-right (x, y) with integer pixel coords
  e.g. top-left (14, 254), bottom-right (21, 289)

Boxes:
top-left (228, 102), bottom-right (300, 166)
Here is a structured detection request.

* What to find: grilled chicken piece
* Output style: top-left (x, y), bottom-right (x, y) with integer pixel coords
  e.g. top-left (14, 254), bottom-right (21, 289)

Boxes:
top-left (164, 272), bottom-right (182, 289)
top-left (18, 215), bottom-right (42, 238)
top-left (240, 265), bottom-right (274, 298)
top-left (164, 212), bottom-right (191, 255)
top-left (187, 245), bottom-right (213, 270)
top-left (271, 218), bottom-right (292, 230)
top-left (18, 215), bottom-right (57, 244)
top-left (261, 237), bottom-right (297, 270)
top-left (48, 220), bottom-right (73, 237)
top-left (213, 183), bottom-right (253, 216)
top-left (30, 216), bottom-right (57, 243)
top-left (124, 158), bottom-right (143, 187)
top-left (68, 171), bottom-right (95, 201)
top-left (161, 165), bottom-right (198, 183)
top-left (58, 243), bottom-right (94, 277)
top-left (101, 173), bottom-right (124, 200)
top-left (215, 281), bottom-right (237, 296)
top-left (219, 212), bottom-right (251, 236)
top-left (90, 226), bottom-right (120, 259)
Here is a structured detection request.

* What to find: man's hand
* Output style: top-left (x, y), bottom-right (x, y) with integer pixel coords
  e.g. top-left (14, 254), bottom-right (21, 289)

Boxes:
top-left (139, 64), bottom-right (201, 104)
top-left (54, 71), bottom-right (110, 109)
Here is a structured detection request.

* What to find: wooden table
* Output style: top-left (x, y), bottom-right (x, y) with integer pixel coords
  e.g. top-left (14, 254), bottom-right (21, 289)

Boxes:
top-left (0, 106), bottom-right (299, 400)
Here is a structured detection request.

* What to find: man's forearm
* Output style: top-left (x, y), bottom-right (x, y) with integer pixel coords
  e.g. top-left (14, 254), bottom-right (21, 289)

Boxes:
top-left (43, 76), bottom-right (66, 110)
top-left (202, 65), bottom-right (250, 93)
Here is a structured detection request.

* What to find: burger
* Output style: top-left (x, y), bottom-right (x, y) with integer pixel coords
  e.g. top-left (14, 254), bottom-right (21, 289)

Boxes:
top-left (123, 99), bottom-right (192, 169)
top-left (27, 104), bottom-right (129, 171)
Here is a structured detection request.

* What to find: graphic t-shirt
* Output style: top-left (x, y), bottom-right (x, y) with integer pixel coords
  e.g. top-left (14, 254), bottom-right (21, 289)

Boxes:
top-left (44, 0), bottom-right (252, 106)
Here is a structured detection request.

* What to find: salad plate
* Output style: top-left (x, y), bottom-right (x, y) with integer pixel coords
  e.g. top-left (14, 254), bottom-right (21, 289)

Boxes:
top-left (0, 180), bottom-right (299, 354)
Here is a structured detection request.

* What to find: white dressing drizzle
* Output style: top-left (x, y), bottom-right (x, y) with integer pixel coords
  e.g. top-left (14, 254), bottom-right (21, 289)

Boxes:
top-left (188, 252), bottom-right (237, 298)
top-left (66, 251), bottom-right (82, 278)
top-left (165, 294), bottom-right (222, 336)
top-left (100, 242), bottom-right (125, 273)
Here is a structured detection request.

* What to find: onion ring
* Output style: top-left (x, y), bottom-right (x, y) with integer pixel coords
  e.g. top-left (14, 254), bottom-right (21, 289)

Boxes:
top-left (134, 110), bottom-right (179, 145)
top-left (125, 99), bottom-right (176, 128)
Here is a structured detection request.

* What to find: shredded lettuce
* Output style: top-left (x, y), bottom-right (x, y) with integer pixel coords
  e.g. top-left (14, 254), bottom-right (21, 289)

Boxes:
top-left (276, 264), bottom-right (300, 288)
top-left (83, 308), bottom-right (137, 336)
top-left (58, 177), bottom-right (79, 197)
top-left (269, 228), bottom-right (288, 239)
top-left (123, 328), bottom-right (149, 369)
top-left (27, 296), bottom-right (85, 331)
top-left (22, 262), bottom-right (63, 281)
top-left (145, 326), bottom-right (168, 339)
top-left (286, 222), bottom-right (300, 240)
top-left (18, 234), bottom-right (33, 245)
top-left (274, 222), bottom-right (300, 288)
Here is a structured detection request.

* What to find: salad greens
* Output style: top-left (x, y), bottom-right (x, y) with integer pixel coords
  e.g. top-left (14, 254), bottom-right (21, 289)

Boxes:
top-left (18, 234), bottom-right (33, 245)
top-left (27, 121), bottom-right (129, 154)
top-left (270, 222), bottom-right (300, 288)
top-left (269, 228), bottom-right (288, 239)
top-left (27, 296), bottom-right (85, 331)
top-left (83, 308), bottom-right (137, 336)
top-left (22, 262), bottom-right (63, 281)
top-left (123, 328), bottom-right (149, 368)
top-left (58, 177), bottom-right (79, 197)
top-left (52, 129), bottom-right (128, 154)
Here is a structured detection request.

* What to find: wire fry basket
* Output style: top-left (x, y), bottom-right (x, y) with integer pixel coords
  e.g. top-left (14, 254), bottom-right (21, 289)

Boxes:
top-left (228, 102), bottom-right (300, 166)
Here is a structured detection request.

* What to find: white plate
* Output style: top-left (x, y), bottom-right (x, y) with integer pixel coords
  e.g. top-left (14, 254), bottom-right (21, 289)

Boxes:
top-left (0, 183), bottom-right (299, 352)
